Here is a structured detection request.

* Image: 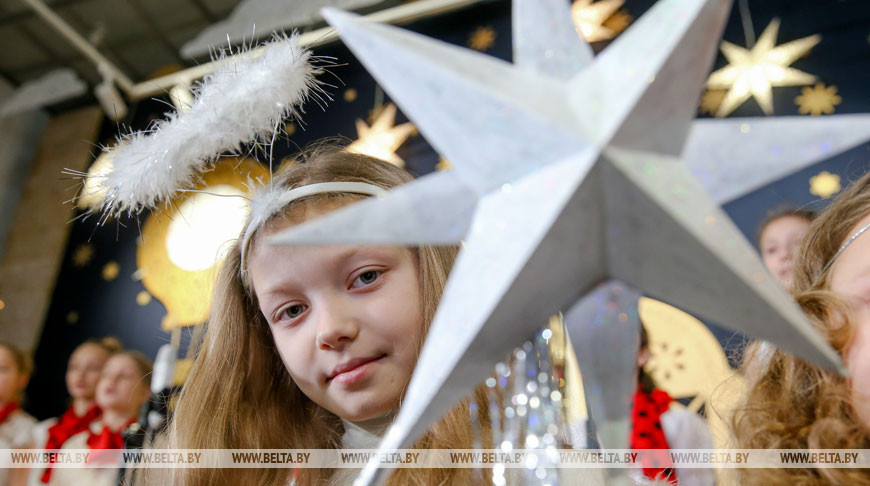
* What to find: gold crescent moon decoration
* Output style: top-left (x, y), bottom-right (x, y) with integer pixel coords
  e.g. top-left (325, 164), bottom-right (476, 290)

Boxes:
top-left (638, 297), bottom-right (746, 451)
top-left (137, 157), bottom-right (268, 330)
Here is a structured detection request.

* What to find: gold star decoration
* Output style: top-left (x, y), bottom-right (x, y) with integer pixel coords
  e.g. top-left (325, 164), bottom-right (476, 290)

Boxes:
top-left (602, 9), bottom-right (632, 35)
top-left (136, 290), bottom-right (152, 306)
top-left (344, 88), bottom-right (358, 102)
top-left (795, 82), bottom-right (842, 116)
top-left (435, 157), bottom-right (453, 171)
top-left (102, 261), bottom-right (120, 281)
top-left (284, 122), bottom-right (296, 136)
top-left (347, 103), bottom-right (417, 168)
top-left (809, 170), bottom-right (841, 199)
top-left (706, 19), bottom-right (821, 117)
top-left (72, 244), bottom-right (94, 267)
top-left (571, 0), bottom-right (625, 43)
top-left (699, 89), bottom-right (727, 115)
top-left (468, 26), bottom-right (496, 51)
top-left (66, 311), bottom-right (79, 325)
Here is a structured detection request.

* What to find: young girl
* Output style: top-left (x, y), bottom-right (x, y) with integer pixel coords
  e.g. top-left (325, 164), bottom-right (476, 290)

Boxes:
top-left (744, 207), bottom-right (815, 381)
top-left (733, 171), bottom-right (870, 484)
top-left (30, 337), bottom-right (121, 485)
top-left (49, 350), bottom-right (152, 486)
top-left (757, 207), bottom-right (815, 291)
top-left (0, 342), bottom-right (37, 486)
top-left (151, 146), bottom-right (494, 485)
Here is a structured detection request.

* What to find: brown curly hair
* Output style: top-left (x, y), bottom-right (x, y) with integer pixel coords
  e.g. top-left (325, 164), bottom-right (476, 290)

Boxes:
top-left (733, 171), bottom-right (870, 485)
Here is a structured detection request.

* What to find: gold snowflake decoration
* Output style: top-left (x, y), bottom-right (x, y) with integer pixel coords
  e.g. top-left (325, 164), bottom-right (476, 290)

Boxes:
top-left (699, 89), bottom-right (727, 115)
top-left (102, 261), bottom-right (120, 281)
top-left (795, 82), bottom-right (842, 116)
top-left (810, 170), bottom-right (841, 199)
top-left (706, 19), bottom-right (820, 117)
top-left (136, 290), bottom-right (152, 306)
top-left (468, 26), bottom-right (496, 51)
top-left (72, 244), bottom-right (94, 267)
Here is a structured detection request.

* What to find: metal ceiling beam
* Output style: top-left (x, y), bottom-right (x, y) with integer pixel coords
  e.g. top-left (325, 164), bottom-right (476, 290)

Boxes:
top-left (123, 0), bottom-right (186, 65)
top-left (186, 0), bottom-right (218, 22)
top-left (127, 0), bottom-right (487, 100)
top-left (0, 0), bottom-right (91, 28)
top-left (19, 0), bottom-right (134, 91)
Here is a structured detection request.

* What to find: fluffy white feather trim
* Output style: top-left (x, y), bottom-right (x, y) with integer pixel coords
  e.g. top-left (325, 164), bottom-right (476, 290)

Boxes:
top-left (91, 34), bottom-right (323, 218)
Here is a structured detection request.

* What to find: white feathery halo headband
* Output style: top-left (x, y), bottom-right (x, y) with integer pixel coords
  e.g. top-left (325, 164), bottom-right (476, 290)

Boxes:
top-left (239, 181), bottom-right (386, 270)
top-left (65, 33), bottom-right (330, 222)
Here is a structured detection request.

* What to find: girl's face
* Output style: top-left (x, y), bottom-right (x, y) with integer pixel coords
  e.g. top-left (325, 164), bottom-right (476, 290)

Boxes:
top-left (0, 347), bottom-right (27, 404)
top-left (95, 355), bottom-right (149, 415)
top-left (829, 213), bottom-right (870, 428)
top-left (249, 225), bottom-right (424, 423)
top-left (66, 344), bottom-right (109, 401)
top-left (760, 215), bottom-right (812, 290)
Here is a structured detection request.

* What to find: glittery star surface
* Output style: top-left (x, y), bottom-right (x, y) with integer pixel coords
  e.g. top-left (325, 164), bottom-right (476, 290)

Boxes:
top-left (270, 1), bottom-right (870, 482)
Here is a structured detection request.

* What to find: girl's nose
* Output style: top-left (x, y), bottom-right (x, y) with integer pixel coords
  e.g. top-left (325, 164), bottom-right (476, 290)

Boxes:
top-left (315, 304), bottom-right (360, 350)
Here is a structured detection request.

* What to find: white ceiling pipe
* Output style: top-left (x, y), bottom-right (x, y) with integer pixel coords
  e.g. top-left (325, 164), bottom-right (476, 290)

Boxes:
top-left (20, 0), bottom-right (135, 93)
top-left (127, 0), bottom-right (485, 100)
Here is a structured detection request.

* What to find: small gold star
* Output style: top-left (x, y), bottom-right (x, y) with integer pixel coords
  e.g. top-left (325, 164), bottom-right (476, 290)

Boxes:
top-left (344, 88), bottom-right (358, 102)
top-left (468, 26), bottom-right (496, 51)
top-left (284, 122), bottom-right (296, 136)
top-left (809, 171), bottom-right (841, 198)
top-left (347, 103), bottom-right (417, 168)
top-left (572, 0), bottom-right (625, 43)
top-left (706, 19), bottom-right (821, 117)
top-left (435, 157), bottom-right (453, 171)
top-left (102, 261), bottom-right (120, 281)
top-left (66, 311), bottom-right (79, 325)
top-left (795, 83), bottom-right (842, 116)
top-left (136, 290), bottom-right (152, 306)
top-left (72, 244), bottom-right (94, 267)
top-left (699, 89), bottom-right (727, 115)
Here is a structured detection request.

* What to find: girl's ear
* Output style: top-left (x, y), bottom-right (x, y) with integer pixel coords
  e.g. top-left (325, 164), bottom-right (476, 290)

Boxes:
top-left (16, 373), bottom-right (30, 393)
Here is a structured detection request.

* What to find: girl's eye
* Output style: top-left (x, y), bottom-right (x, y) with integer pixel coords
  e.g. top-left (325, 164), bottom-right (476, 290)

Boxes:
top-left (284, 304), bottom-right (307, 320)
top-left (353, 270), bottom-right (380, 288)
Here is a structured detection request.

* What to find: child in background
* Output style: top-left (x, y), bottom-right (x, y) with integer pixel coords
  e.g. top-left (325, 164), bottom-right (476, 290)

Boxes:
top-left (734, 171), bottom-right (870, 484)
top-left (30, 337), bottom-right (121, 485)
top-left (48, 350), bottom-right (152, 486)
top-left (632, 326), bottom-right (713, 486)
top-left (757, 207), bottom-right (815, 291)
top-left (744, 207), bottom-right (815, 382)
top-left (0, 342), bottom-right (36, 486)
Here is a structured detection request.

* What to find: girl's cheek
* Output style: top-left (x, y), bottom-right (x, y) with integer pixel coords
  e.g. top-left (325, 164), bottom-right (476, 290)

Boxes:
top-left (846, 313), bottom-right (870, 428)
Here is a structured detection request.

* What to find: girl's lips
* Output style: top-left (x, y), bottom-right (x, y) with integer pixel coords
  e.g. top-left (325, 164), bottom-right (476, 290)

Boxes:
top-left (329, 356), bottom-right (385, 385)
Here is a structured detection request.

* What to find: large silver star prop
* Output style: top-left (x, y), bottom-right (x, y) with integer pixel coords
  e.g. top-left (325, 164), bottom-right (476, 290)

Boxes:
top-left (269, 0), bottom-right (870, 480)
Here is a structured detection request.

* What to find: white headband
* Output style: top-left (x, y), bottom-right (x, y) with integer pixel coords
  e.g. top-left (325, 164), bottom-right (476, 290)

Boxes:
top-left (240, 181), bottom-right (387, 271)
top-left (816, 221), bottom-right (870, 281)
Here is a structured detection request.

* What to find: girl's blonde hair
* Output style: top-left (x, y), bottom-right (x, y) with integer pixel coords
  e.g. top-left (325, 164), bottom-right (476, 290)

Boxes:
top-left (733, 171), bottom-right (870, 484)
top-left (150, 144), bottom-right (492, 485)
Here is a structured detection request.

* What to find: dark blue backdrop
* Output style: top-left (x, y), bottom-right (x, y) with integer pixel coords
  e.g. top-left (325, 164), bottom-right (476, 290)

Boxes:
top-left (26, 0), bottom-right (870, 419)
